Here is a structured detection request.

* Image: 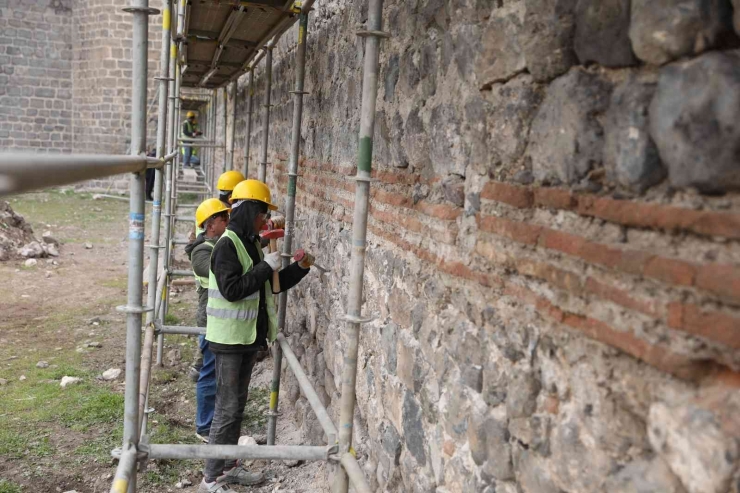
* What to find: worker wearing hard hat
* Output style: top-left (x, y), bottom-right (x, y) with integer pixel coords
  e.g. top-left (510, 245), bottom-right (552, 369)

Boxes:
top-left (192, 170), bottom-right (245, 240)
top-left (182, 110), bottom-right (202, 169)
top-left (185, 198), bottom-right (230, 444)
top-left (198, 180), bottom-right (311, 492)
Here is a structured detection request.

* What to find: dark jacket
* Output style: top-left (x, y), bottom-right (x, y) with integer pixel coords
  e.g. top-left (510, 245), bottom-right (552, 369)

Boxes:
top-left (209, 201), bottom-right (308, 352)
top-left (185, 233), bottom-right (218, 328)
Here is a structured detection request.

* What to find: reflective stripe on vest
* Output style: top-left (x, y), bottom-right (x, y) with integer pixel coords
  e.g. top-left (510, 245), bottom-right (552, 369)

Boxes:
top-left (193, 241), bottom-right (214, 289)
top-left (207, 288), bottom-right (259, 301)
top-left (205, 229), bottom-right (278, 346)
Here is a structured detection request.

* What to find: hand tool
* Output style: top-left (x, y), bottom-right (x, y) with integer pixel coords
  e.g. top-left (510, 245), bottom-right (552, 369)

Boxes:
top-left (260, 228), bottom-right (284, 293)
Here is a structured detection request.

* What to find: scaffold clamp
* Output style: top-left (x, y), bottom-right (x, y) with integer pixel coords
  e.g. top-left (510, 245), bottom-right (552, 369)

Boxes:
top-left (339, 313), bottom-right (375, 324)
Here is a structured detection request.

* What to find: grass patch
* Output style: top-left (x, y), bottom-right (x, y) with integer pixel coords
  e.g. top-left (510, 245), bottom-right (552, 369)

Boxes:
top-left (0, 479), bottom-right (23, 493)
top-left (243, 386), bottom-right (270, 435)
top-left (164, 313), bottom-right (181, 325)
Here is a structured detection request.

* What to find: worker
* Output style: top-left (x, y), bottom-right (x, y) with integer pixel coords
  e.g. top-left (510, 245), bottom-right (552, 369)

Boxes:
top-left (188, 169), bottom-right (246, 382)
top-left (182, 110), bottom-right (202, 169)
top-left (185, 198), bottom-right (230, 444)
top-left (198, 180), bottom-right (312, 492)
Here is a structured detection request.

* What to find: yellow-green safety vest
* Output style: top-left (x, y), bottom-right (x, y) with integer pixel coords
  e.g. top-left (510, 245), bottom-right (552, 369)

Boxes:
top-left (193, 241), bottom-right (213, 289)
top-left (205, 229), bottom-right (277, 346)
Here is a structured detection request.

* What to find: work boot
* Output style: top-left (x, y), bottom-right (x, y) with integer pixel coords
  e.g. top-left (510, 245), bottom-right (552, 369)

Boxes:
top-left (218, 465), bottom-right (266, 486)
top-left (197, 479), bottom-right (232, 493)
top-left (189, 364), bottom-right (202, 383)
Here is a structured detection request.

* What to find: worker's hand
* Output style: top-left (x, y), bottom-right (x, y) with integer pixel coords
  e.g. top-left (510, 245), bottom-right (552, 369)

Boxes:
top-left (269, 216), bottom-right (285, 230)
top-left (264, 251), bottom-right (281, 271)
top-left (297, 251), bottom-right (314, 270)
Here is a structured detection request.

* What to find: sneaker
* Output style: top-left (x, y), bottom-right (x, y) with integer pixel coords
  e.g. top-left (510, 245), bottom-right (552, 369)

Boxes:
top-left (189, 365), bottom-right (201, 383)
top-left (218, 466), bottom-right (266, 486)
top-left (196, 431), bottom-right (210, 443)
top-left (197, 479), bottom-right (232, 493)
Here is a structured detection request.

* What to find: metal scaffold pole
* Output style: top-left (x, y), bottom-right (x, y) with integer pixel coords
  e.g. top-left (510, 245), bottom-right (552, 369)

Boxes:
top-left (140, 0), bottom-right (172, 437)
top-left (243, 69), bottom-right (254, 178)
top-left (227, 80), bottom-right (237, 170)
top-left (117, 0), bottom-right (153, 489)
top-left (258, 46), bottom-right (273, 182)
top-left (333, 0), bottom-right (386, 491)
top-left (268, 8), bottom-right (310, 447)
top-left (158, 53), bottom-right (181, 366)
top-left (221, 87), bottom-right (227, 174)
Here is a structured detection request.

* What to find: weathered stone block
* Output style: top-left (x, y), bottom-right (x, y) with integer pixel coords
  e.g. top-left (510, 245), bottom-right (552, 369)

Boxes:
top-left (648, 390), bottom-right (740, 493)
top-left (402, 391), bottom-right (426, 466)
top-left (603, 457), bottom-right (688, 493)
top-left (482, 74), bottom-right (544, 170)
top-left (604, 78), bottom-right (665, 191)
top-left (528, 68), bottom-right (611, 184)
top-left (629, 0), bottom-right (736, 65)
top-left (475, 2), bottom-right (526, 88)
top-left (574, 0), bottom-right (637, 67)
top-left (522, 0), bottom-right (578, 81)
top-left (506, 371), bottom-right (541, 418)
top-left (649, 51), bottom-right (740, 193)
top-left (469, 409), bottom-right (514, 481)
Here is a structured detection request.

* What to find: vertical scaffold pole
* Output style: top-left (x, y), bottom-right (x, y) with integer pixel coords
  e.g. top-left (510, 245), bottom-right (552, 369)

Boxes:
top-left (160, 35), bottom-right (177, 321)
top-left (140, 0), bottom-right (172, 434)
top-left (227, 80), bottom-right (237, 170)
top-left (120, 0), bottom-right (151, 490)
top-left (243, 69), bottom-right (254, 178)
top-left (268, 9), bottom-right (310, 447)
top-left (209, 94), bottom-right (216, 186)
top-left (258, 47), bottom-right (273, 182)
top-left (158, 55), bottom-right (181, 366)
top-left (221, 87), bottom-right (227, 175)
top-left (333, 0), bottom-right (386, 491)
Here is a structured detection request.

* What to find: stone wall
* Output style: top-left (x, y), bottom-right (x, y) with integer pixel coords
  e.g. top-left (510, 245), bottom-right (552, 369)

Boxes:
top-left (0, 0), bottom-right (74, 152)
top-left (0, 0), bottom-right (163, 191)
top-left (235, 1), bottom-right (740, 492)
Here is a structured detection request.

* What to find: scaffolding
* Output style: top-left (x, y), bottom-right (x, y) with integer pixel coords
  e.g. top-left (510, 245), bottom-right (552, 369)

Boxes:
top-left (0, 0), bottom-right (387, 492)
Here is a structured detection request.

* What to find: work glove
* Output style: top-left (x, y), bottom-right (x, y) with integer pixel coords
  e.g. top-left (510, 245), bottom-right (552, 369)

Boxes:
top-left (264, 251), bottom-right (281, 271)
top-left (270, 216), bottom-right (285, 230)
top-left (297, 251), bottom-right (314, 270)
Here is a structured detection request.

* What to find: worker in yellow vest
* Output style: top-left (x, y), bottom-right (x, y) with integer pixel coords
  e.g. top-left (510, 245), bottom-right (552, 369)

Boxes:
top-left (199, 180), bottom-right (311, 492)
top-left (182, 111), bottom-right (202, 169)
top-left (185, 198), bottom-right (230, 444)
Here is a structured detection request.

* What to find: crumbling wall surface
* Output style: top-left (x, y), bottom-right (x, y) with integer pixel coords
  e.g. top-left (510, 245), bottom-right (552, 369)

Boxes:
top-left (0, 0), bottom-right (74, 151)
top-left (238, 1), bottom-right (740, 492)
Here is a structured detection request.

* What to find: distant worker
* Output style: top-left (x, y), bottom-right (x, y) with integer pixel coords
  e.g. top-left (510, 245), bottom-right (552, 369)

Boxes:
top-left (182, 111), bottom-right (202, 169)
top-left (185, 198), bottom-right (230, 444)
top-left (198, 180), bottom-right (312, 492)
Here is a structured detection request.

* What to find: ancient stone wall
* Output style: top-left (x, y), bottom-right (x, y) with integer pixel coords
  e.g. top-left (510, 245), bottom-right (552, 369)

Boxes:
top-left (236, 1), bottom-right (740, 492)
top-left (0, 0), bottom-right (74, 152)
top-left (0, 0), bottom-right (163, 191)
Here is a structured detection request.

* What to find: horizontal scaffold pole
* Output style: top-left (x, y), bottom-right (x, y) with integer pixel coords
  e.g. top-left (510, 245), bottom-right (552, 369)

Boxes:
top-left (0, 152), bottom-right (163, 196)
top-left (277, 334), bottom-right (338, 443)
top-left (156, 324), bottom-right (204, 335)
top-left (146, 444), bottom-right (330, 461)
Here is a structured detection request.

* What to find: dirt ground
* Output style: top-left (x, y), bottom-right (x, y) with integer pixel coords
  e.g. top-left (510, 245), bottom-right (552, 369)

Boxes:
top-left (0, 191), bottom-right (329, 493)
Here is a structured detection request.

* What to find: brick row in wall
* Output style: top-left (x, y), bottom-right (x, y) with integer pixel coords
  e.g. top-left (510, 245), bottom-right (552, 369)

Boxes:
top-left (273, 158), bottom-right (740, 382)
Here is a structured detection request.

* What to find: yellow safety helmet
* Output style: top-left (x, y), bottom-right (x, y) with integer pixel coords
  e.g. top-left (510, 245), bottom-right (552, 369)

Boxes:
top-left (230, 179), bottom-right (278, 210)
top-left (186, 111), bottom-right (196, 119)
top-left (216, 170), bottom-right (245, 192)
top-left (195, 198), bottom-right (231, 227)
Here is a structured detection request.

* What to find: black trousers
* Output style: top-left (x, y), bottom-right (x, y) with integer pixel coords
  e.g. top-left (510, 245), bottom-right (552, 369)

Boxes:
top-left (203, 350), bottom-right (258, 481)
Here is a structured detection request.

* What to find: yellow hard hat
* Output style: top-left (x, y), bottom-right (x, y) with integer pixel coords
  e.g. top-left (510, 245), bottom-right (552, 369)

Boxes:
top-left (195, 198), bottom-right (230, 227)
top-left (216, 170), bottom-right (245, 192)
top-left (230, 179), bottom-right (278, 210)
top-left (186, 111), bottom-right (196, 119)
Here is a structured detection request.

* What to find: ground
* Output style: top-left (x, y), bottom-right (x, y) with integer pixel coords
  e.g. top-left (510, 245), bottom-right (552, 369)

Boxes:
top-left (0, 191), bottom-right (329, 493)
